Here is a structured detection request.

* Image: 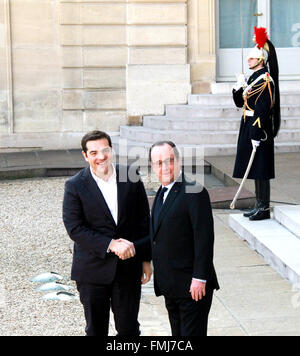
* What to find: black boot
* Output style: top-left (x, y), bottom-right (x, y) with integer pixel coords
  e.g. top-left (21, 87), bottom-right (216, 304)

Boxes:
top-left (243, 180), bottom-right (260, 217)
top-left (249, 180), bottom-right (271, 221)
top-left (243, 206), bottom-right (259, 217)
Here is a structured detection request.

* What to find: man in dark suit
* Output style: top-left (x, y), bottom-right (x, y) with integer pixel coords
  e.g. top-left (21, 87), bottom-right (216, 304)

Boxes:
top-left (63, 130), bottom-right (152, 336)
top-left (149, 141), bottom-right (219, 336)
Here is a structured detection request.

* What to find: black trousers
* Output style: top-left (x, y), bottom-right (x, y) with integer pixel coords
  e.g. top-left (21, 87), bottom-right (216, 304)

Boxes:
top-left (76, 274), bottom-right (141, 336)
top-left (164, 288), bottom-right (213, 336)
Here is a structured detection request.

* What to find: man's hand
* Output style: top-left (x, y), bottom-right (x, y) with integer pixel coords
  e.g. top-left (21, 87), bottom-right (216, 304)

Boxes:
top-left (233, 73), bottom-right (247, 91)
top-left (141, 262), bottom-right (152, 285)
top-left (109, 238), bottom-right (135, 260)
top-left (190, 280), bottom-right (206, 302)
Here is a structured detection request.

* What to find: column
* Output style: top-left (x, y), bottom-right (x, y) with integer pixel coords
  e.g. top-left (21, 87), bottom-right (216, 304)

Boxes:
top-left (187, 0), bottom-right (216, 93)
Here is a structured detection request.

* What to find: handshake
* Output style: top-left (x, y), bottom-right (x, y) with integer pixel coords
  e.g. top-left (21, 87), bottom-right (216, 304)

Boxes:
top-left (109, 238), bottom-right (136, 260)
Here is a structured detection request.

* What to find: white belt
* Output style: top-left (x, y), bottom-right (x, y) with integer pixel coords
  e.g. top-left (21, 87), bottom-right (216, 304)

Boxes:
top-left (244, 110), bottom-right (254, 117)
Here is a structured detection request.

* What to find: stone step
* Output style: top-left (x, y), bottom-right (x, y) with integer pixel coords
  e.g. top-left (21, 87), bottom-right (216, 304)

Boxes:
top-left (229, 213), bottom-right (300, 286)
top-left (120, 126), bottom-right (300, 145)
top-left (143, 116), bottom-right (300, 131)
top-left (120, 126), bottom-right (237, 144)
top-left (166, 104), bottom-right (300, 119)
top-left (166, 105), bottom-right (242, 119)
top-left (273, 205), bottom-right (300, 239)
top-left (143, 116), bottom-right (241, 131)
top-left (112, 136), bottom-right (300, 157)
top-left (276, 129), bottom-right (300, 143)
top-left (112, 136), bottom-right (237, 157)
top-left (188, 92), bottom-right (300, 106)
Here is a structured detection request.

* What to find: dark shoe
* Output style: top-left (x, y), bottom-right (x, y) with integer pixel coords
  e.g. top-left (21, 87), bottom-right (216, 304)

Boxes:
top-left (243, 207), bottom-right (258, 218)
top-left (244, 198), bottom-right (263, 217)
top-left (249, 207), bottom-right (270, 221)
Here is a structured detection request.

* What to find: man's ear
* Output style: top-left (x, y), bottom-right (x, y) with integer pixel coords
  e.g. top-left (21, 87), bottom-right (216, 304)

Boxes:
top-left (82, 151), bottom-right (89, 162)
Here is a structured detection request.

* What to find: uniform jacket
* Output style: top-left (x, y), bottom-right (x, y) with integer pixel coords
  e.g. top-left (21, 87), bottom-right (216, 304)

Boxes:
top-left (232, 67), bottom-right (275, 180)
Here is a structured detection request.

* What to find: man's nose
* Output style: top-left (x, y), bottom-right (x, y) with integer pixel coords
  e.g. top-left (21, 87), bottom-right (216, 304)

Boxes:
top-left (162, 166), bottom-right (171, 174)
top-left (96, 151), bottom-right (106, 160)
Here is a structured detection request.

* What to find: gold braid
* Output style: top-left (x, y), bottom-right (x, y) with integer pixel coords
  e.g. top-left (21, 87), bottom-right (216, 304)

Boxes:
top-left (243, 75), bottom-right (273, 123)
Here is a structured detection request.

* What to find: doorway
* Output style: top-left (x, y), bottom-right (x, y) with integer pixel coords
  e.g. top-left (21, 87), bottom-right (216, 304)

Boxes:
top-left (217, 0), bottom-right (300, 81)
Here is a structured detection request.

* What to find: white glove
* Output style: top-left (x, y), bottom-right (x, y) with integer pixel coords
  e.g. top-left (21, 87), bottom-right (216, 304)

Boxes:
top-left (233, 73), bottom-right (247, 91)
top-left (251, 139), bottom-right (260, 150)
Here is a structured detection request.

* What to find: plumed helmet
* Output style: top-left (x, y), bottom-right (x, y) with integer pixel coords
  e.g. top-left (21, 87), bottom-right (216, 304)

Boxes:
top-left (247, 46), bottom-right (269, 63)
top-left (247, 27), bottom-right (269, 63)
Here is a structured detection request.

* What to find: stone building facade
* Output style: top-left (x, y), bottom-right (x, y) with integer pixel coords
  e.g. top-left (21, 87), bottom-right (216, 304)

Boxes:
top-left (0, 0), bottom-right (215, 151)
top-left (0, 0), bottom-right (299, 151)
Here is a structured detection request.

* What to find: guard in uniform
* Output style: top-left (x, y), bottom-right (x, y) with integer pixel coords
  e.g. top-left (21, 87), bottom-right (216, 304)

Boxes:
top-left (232, 27), bottom-right (281, 220)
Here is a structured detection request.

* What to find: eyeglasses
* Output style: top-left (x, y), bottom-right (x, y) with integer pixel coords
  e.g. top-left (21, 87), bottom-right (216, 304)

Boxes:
top-left (152, 158), bottom-right (175, 168)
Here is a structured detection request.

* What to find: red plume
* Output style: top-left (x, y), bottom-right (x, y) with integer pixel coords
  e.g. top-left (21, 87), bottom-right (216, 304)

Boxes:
top-left (254, 27), bottom-right (269, 49)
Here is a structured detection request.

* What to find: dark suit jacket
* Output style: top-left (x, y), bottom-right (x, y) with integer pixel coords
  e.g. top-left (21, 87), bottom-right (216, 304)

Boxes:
top-left (62, 165), bottom-right (150, 285)
top-left (151, 175), bottom-right (219, 298)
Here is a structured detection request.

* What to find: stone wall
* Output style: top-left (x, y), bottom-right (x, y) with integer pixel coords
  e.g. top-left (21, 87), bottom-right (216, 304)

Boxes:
top-left (0, 0), bottom-right (10, 135)
top-left (0, 0), bottom-right (215, 151)
top-left (61, 0), bottom-right (128, 135)
top-left (126, 0), bottom-right (190, 118)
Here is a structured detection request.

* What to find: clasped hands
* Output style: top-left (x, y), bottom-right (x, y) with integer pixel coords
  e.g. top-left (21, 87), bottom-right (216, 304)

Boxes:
top-left (109, 238), bottom-right (152, 285)
top-left (109, 238), bottom-right (135, 260)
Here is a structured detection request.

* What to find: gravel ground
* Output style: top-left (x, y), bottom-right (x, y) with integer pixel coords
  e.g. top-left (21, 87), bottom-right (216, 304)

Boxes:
top-left (0, 177), bottom-right (86, 336)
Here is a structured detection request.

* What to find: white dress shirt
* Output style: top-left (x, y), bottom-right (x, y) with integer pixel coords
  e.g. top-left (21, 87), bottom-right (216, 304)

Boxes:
top-left (90, 165), bottom-right (136, 255)
top-left (161, 181), bottom-right (176, 203)
top-left (90, 165), bottom-right (118, 225)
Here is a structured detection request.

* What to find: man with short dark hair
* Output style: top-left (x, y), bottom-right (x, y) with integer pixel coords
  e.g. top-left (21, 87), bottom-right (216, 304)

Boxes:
top-left (81, 130), bottom-right (112, 155)
top-left (149, 141), bottom-right (219, 336)
top-left (63, 130), bottom-right (152, 336)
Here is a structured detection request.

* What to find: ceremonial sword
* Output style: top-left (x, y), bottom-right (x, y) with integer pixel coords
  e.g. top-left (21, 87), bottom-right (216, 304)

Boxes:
top-left (230, 145), bottom-right (257, 210)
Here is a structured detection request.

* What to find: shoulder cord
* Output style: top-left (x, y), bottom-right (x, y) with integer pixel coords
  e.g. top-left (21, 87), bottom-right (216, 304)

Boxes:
top-left (243, 73), bottom-right (274, 121)
top-left (243, 73), bottom-right (274, 98)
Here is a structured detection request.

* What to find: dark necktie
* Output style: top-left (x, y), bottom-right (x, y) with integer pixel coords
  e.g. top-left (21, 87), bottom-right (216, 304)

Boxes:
top-left (153, 187), bottom-right (168, 230)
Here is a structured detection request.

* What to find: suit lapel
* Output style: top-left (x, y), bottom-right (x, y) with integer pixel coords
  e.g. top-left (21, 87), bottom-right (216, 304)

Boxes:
top-left (151, 186), bottom-right (161, 234)
top-left (116, 165), bottom-right (127, 226)
top-left (83, 167), bottom-right (117, 226)
top-left (152, 179), bottom-right (183, 237)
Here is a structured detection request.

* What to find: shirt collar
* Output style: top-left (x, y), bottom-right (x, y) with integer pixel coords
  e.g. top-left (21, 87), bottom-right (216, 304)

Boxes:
top-left (161, 170), bottom-right (182, 191)
top-left (90, 164), bottom-right (116, 184)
